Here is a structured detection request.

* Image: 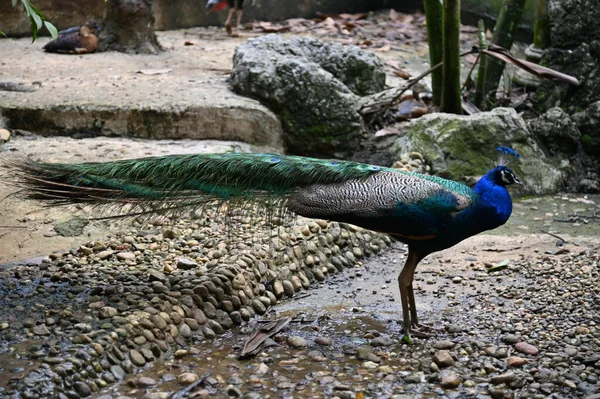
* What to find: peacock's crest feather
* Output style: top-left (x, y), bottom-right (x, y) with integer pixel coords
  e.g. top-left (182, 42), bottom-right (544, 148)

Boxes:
top-left (496, 146), bottom-right (521, 166)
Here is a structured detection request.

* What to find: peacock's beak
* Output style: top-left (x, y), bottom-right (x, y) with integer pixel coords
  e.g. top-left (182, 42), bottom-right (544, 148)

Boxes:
top-left (514, 176), bottom-right (522, 185)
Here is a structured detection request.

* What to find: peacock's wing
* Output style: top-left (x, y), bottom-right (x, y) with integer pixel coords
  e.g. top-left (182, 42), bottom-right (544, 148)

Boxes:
top-left (288, 170), bottom-right (477, 238)
top-left (9, 153), bottom-right (384, 217)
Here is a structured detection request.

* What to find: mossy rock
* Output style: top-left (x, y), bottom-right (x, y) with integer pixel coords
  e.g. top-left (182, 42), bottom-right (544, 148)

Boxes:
top-left (391, 108), bottom-right (564, 195)
top-left (231, 35), bottom-right (385, 157)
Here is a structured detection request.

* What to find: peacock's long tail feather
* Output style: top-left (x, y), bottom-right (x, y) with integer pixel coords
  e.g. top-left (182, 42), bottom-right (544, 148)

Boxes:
top-left (9, 153), bottom-right (385, 217)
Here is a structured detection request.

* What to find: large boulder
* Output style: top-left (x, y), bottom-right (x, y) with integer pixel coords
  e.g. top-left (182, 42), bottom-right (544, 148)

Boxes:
top-left (537, 41), bottom-right (600, 112)
top-left (231, 35), bottom-right (385, 157)
top-left (547, 0), bottom-right (600, 49)
top-left (527, 107), bottom-right (581, 155)
top-left (391, 108), bottom-right (564, 195)
top-left (572, 100), bottom-right (600, 156)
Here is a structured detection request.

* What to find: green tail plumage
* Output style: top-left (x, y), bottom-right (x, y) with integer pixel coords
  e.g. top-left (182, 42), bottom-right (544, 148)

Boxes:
top-left (12, 153), bottom-right (384, 216)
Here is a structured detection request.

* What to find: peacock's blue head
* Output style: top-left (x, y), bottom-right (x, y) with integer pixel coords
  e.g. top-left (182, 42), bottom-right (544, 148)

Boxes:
top-left (490, 165), bottom-right (521, 187)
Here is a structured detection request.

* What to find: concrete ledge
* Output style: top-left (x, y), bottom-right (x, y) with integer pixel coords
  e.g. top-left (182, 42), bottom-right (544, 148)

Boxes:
top-left (0, 30), bottom-right (284, 151)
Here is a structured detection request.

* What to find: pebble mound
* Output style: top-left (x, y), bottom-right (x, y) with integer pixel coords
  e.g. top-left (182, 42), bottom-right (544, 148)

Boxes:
top-left (0, 209), bottom-right (390, 398)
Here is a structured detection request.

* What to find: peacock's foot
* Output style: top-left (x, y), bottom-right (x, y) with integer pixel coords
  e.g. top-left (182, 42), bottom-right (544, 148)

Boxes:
top-left (400, 322), bottom-right (436, 343)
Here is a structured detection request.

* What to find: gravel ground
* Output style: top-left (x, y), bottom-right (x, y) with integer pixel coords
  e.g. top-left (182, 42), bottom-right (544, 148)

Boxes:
top-left (0, 196), bottom-right (598, 399)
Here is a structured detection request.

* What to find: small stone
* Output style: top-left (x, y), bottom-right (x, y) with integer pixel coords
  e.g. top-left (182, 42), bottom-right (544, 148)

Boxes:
top-left (32, 324), bottom-right (51, 336)
top-left (288, 336), bottom-right (308, 348)
top-left (515, 341), bottom-right (539, 356)
top-left (137, 376), bottom-right (157, 387)
top-left (177, 372), bottom-right (199, 385)
top-left (370, 336), bottom-right (395, 347)
top-left (362, 361), bottom-right (379, 369)
top-left (97, 250), bottom-right (114, 260)
top-left (491, 371), bottom-right (515, 385)
top-left (256, 362), bottom-right (269, 374)
top-left (116, 251), bottom-right (135, 261)
top-left (73, 381), bottom-right (92, 397)
top-left (502, 334), bottom-right (521, 344)
top-left (314, 336), bottom-right (332, 346)
top-left (99, 307), bottom-right (118, 319)
top-left (433, 350), bottom-right (455, 368)
top-left (506, 356), bottom-right (526, 367)
top-left (129, 350), bottom-right (146, 367)
top-left (433, 340), bottom-right (456, 350)
top-left (176, 257), bottom-right (198, 270)
top-left (282, 280), bottom-right (295, 297)
top-left (452, 276), bottom-right (462, 283)
top-left (440, 371), bottom-right (462, 388)
top-left (179, 323), bottom-right (192, 338)
top-left (405, 372), bottom-right (424, 384)
top-left (0, 128), bottom-right (11, 142)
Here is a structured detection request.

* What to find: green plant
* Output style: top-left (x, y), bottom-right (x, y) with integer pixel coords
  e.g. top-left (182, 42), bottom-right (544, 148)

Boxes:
top-left (3, 0), bottom-right (58, 41)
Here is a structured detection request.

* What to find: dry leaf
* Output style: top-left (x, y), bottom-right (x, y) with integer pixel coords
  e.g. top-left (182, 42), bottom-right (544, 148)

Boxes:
top-left (375, 127), bottom-right (399, 137)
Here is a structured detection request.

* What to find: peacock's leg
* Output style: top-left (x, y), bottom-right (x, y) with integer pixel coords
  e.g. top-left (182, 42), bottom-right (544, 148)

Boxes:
top-left (225, 8), bottom-right (235, 35)
top-left (398, 250), bottom-right (423, 342)
top-left (235, 9), bottom-right (243, 28)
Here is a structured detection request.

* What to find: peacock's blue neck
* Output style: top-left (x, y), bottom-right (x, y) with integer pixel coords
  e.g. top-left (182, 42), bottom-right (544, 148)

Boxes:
top-left (470, 168), bottom-right (513, 230)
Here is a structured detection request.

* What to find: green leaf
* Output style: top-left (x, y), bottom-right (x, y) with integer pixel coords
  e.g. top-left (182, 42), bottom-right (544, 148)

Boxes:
top-left (44, 21), bottom-right (58, 39)
top-left (31, 11), bottom-right (43, 29)
top-left (487, 258), bottom-right (510, 273)
top-left (0, 31), bottom-right (6, 37)
top-left (401, 334), bottom-right (412, 344)
top-left (12, 0), bottom-right (18, 7)
top-left (30, 21), bottom-right (38, 43)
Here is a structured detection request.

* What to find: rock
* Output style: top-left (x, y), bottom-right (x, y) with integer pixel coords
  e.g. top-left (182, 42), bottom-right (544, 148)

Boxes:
top-left (231, 35), bottom-right (385, 157)
top-left (116, 251), bottom-right (135, 261)
top-left (176, 257), bottom-right (198, 270)
top-left (433, 340), bottom-right (456, 350)
top-left (32, 324), bottom-right (51, 336)
top-left (507, 356), bottom-right (527, 367)
top-left (370, 337), bottom-right (395, 347)
top-left (73, 381), bottom-right (92, 397)
top-left (440, 371), bottom-right (462, 388)
top-left (539, 42), bottom-right (600, 113)
top-left (491, 371), bottom-right (516, 385)
top-left (314, 336), bottom-right (332, 346)
top-left (137, 376), bottom-right (157, 387)
top-left (527, 107), bottom-right (581, 155)
top-left (548, 0), bottom-right (600, 48)
top-left (287, 335), bottom-right (308, 348)
top-left (177, 372), bottom-right (199, 385)
top-left (515, 341), bottom-right (539, 356)
top-left (99, 307), bottom-right (118, 319)
top-left (572, 100), bottom-right (600, 157)
top-left (394, 108), bottom-right (563, 195)
top-left (53, 218), bottom-right (89, 237)
top-left (433, 350), bottom-right (455, 368)
top-left (0, 128), bottom-right (10, 142)
top-left (129, 350), bottom-right (146, 366)
top-left (148, 270), bottom-right (168, 283)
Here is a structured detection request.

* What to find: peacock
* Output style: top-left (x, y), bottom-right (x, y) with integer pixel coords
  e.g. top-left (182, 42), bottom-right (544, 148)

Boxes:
top-left (9, 147), bottom-right (521, 341)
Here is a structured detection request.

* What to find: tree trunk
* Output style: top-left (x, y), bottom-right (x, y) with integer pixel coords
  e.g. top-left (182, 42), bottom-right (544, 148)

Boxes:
top-left (534, 0), bottom-right (549, 49)
top-left (98, 0), bottom-right (163, 54)
top-left (481, 0), bottom-right (526, 101)
top-left (424, 0), bottom-right (444, 106)
top-left (440, 0), bottom-right (462, 114)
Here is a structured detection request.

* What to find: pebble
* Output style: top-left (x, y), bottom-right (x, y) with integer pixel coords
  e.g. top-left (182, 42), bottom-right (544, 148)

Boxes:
top-left (116, 251), bottom-right (135, 261)
top-left (433, 350), bottom-right (455, 368)
top-left (506, 356), bottom-right (526, 367)
top-left (440, 371), bottom-right (462, 388)
top-left (515, 341), bottom-right (539, 356)
top-left (314, 336), bottom-right (333, 346)
top-left (287, 336), bottom-right (308, 348)
top-left (177, 372), bottom-right (199, 385)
